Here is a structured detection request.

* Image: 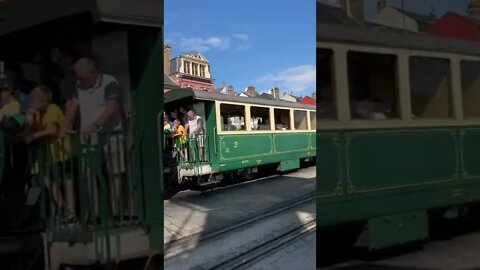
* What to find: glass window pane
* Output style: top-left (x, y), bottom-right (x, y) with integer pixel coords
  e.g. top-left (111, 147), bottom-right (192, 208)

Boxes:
top-left (220, 104), bottom-right (245, 131)
top-left (348, 51), bottom-right (398, 120)
top-left (294, 110), bottom-right (308, 130)
top-left (274, 109), bottom-right (291, 130)
top-left (310, 111), bottom-right (316, 130)
top-left (250, 107), bottom-right (271, 130)
top-left (409, 57), bottom-right (452, 119)
top-left (461, 60), bottom-right (480, 118)
top-left (318, 48), bottom-right (336, 119)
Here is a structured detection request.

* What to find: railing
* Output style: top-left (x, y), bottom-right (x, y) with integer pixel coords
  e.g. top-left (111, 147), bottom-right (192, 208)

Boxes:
top-left (28, 130), bottom-right (142, 240)
top-left (164, 130), bottom-right (209, 175)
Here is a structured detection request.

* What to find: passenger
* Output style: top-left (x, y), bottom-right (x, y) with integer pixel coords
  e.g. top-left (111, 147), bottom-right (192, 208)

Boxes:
top-left (171, 119), bottom-right (187, 161)
top-left (0, 77), bottom-right (27, 192)
top-left (164, 117), bottom-right (172, 133)
top-left (36, 60), bottom-right (61, 105)
top-left (57, 47), bottom-right (80, 107)
top-left (164, 116), bottom-right (174, 152)
top-left (5, 63), bottom-right (37, 112)
top-left (27, 86), bottom-right (74, 222)
top-left (186, 110), bottom-right (204, 162)
top-left (356, 98), bottom-right (387, 120)
top-left (0, 78), bottom-right (21, 120)
top-left (64, 58), bottom-right (126, 218)
top-left (179, 107), bottom-right (189, 126)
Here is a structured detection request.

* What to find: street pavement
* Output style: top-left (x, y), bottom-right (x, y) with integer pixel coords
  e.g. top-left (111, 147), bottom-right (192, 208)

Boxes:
top-left (164, 166), bottom-right (316, 244)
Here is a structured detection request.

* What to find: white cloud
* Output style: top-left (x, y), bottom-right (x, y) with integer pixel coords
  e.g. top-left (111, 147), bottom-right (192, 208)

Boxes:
top-left (257, 65), bottom-right (316, 95)
top-left (232, 33), bottom-right (252, 50)
top-left (170, 33), bottom-right (252, 52)
top-left (180, 36), bottom-right (231, 52)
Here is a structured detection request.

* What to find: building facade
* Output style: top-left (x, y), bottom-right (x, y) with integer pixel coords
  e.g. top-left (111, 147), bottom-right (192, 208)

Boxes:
top-left (427, 12), bottom-right (480, 42)
top-left (169, 51), bottom-right (215, 91)
top-left (374, 6), bottom-right (437, 32)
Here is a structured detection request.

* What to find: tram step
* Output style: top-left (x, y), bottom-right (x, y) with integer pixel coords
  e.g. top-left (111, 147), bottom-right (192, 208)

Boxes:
top-left (198, 180), bottom-right (221, 186)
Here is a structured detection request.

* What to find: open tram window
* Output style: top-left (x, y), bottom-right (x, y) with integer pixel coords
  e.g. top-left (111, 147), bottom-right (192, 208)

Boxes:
top-left (410, 57), bottom-right (452, 119)
top-left (294, 110), bottom-right (308, 130)
top-left (461, 60), bottom-right (480, 118)
top-left (250, 106), bottom-right (271, 131)
top-left (220, 104), bottom-right (246, 131)
top-left (318, 48), bottom-right (336, 119)
top-left (347, 51), bottom-right (398, 120)
top-left (310, 111), bottom-right (316, 130)
top-left (274, 108), bottom-right (291, 130)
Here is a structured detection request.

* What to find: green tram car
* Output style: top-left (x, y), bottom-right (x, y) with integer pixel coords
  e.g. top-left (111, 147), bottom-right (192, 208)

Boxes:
top-left (163, 89), bottom-right (316, 194)
top-left (0, 1), bottom-right (164, 269)
top-left (318, 11), bottom-right (480, 252)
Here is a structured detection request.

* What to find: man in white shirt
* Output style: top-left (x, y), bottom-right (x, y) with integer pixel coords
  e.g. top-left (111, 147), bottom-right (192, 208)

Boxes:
top-left (64, 58), bottom-right (126, 217)
top-left (186, 110), bottom-right (204, 161)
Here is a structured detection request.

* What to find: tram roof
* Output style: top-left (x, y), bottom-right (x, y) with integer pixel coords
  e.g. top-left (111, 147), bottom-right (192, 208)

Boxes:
top-left (317, 22), bottom-right (480, 56)
top-left (0, 0), bottom-right (162, 36)
top-left (164, 89), bottom-right (316, 110)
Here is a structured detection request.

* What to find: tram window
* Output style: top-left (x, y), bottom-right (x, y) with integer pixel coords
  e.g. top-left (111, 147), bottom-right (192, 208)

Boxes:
top-left (294, 110), bottom-right (308, 130)
top-left (250, 106), bottom-right (271, 131)
top-left (310, 111), bottom-right (317, 130)
top-left (410, 57), bottom-right (452, 119)
top-left (347, 51), bottom-right (398, 120)
top-left (274, 109), bottom-right (291, 130)
top-left (220, 104), bottom-right (246, 131)
top-left (318, 48), bottom-right (336, 119)
top-left (461, 60), bottom-right (480, 118)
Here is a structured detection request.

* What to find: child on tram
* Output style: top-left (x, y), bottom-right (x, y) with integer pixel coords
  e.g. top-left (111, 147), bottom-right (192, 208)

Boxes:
top-left (27, 86), bottom-right (75, 223)
top-left (171, 119), bottom-right (187, 161)
top-left (0, 78), bottom-right (21, 120)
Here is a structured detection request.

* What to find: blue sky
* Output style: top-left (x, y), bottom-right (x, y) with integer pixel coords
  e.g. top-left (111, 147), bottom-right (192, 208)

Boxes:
top-left (165, 0), bottom-right (316, 97)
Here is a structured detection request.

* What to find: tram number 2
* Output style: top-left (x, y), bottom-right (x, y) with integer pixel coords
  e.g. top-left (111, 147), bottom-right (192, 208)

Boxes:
top-left (234, 142), bottom-right (238, 148)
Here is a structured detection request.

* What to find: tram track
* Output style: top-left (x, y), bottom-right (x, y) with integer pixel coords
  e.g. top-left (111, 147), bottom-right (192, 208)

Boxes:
top-left (164, 191), bottom-right (316, 265)
top-left (210, 218), bottom-right (316, 270)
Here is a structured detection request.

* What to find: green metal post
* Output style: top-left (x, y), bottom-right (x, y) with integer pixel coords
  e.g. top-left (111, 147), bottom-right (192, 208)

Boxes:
top-left (127, 26), bottom-right (164, 252)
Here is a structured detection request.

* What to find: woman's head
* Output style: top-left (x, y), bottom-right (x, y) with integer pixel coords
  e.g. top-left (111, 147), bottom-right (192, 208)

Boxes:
top-left (30, 86), bottom-right (52, 112)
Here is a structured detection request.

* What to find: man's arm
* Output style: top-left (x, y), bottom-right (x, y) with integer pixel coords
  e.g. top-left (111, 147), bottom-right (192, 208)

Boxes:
top-left (95, 81), bottom-right (122, 129)
top-left (63, 98), bottom-right (79, 132)
top-left (194, 118), bottom-right (203, 134)
top-left (33, 124), bottom-right (59, 139)
top-left (95, 99), bottom-right (120, 128)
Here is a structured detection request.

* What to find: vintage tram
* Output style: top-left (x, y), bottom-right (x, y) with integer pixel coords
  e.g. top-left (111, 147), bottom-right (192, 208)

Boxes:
top-left (0, 0), bottom-right (164, 269)
top-left (318, 2), bottom-right (480, 255)
top-left (163, 89), bottom-right (316, 196)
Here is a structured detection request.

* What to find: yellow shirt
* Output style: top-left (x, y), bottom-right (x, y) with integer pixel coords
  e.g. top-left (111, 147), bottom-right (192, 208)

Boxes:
top-left (41, 104), bottom-right (71, 162)
top-left (174, 125), bottom-right (187, 145)
top-left (0, 99), bottom-right (20, 119)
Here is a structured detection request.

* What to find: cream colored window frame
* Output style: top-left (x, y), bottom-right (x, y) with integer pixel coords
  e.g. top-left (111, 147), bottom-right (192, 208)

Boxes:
top-left (317, 41), bottom-right (480, 130)
top-left (215, 101), bottom-right (315, 134)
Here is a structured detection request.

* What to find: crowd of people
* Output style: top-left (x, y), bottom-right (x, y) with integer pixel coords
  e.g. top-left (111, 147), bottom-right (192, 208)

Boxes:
top-left (0, 48), bottom-right (128, 224)
top-left (163, 107), bottom-right (205, 165)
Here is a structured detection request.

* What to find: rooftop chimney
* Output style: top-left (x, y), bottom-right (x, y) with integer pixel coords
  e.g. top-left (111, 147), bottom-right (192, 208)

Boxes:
top-left (272, 87), bottom-right (280, 99)
top-left (246, 85), bottom-right (257, 97)
top-left (163, 44), bottom-right (172, 75)
top-left (377, 0), bottom-right (386, 14)
top-left (228, 85), bottom-right (235, 95)
top-left (339, 0), bottom-right (365, 25)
